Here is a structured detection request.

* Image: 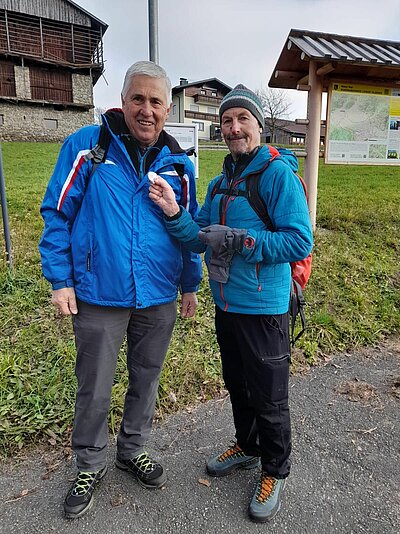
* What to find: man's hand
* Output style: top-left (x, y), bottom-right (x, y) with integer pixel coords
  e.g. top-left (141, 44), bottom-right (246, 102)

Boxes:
top-left (51, 287), bottom-right (78, 316)
top-left (180, 292), bottom-right (198, 318)
top-left (149, 176), bottom-right (180, 217)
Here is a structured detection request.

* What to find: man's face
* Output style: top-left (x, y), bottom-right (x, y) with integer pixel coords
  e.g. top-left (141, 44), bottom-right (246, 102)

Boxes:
top-left (121, 75), bottom-right (171, 147)
top-left (221, 107), bottom-right (261, 160)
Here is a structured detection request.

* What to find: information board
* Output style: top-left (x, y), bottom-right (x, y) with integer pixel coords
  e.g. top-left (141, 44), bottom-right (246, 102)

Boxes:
top-left (164, 122), bottom-right (199, 178)
top-left (326, 83), bottom-right (400, 165)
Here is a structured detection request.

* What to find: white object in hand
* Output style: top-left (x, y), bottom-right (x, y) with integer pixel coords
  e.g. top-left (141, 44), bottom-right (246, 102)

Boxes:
top-left (148, 172), bottom-right (158, 184)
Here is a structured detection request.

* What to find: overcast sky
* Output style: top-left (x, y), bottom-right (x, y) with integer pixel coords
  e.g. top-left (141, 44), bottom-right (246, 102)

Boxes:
top-left (76, 0), bottom-right (400, 119)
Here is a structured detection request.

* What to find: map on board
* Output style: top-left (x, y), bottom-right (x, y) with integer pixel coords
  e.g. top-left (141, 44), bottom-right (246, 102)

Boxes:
top-left (326, 83), bottom-right (400, 164)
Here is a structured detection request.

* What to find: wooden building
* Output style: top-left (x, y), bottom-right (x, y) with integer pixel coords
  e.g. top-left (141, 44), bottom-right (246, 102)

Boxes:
top-left (0, 0), bottom-right (107, 141)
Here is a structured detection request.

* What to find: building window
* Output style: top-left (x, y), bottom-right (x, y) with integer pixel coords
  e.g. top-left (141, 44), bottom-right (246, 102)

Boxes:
top-left (172, 104), bottom-right (177, 115)
top-left (44, 118), bottom-right (58, 130)
top-left (211, 91), bottom-right (217, 97)
top-left (190, 104), bottom-right (199, 112)
top-left (200, 90), bottom-right (206, 95)
top-left (192, 121), bottom-right (204, 131)
top-left (0, 114), bottom-right (4, 125)
top-left (207, 107), bottom-right (217, 115)
top-left (30, 67), bottom-right (72, 102)
top-left (0, 61), bottom-right (16, 97)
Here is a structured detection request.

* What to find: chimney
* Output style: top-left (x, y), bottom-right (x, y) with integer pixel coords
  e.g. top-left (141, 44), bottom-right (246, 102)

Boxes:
top-left (179, 78), bottom-right (188, 85)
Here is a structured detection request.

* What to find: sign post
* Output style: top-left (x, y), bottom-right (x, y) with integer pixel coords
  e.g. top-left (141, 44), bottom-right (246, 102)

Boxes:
top-left (164, 122), bottom-right (199, 178)
top-left (0, 144), bottom-right (13, 269)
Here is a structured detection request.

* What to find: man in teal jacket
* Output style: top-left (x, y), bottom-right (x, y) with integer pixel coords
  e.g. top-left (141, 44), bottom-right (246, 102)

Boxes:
top-left (149, 85), bottom-right (313, 523)
top-left (39, 61), bottom-right (202, 519)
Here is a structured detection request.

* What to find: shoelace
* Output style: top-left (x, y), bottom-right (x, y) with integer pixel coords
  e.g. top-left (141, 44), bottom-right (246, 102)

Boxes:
top-left (218, 443), bottom-right (245, 462)
top-left (256, 474), bottom-right (278, 503)
top-left (133, 453), bottom-right (156, 473)
top-left (71, 471), bottom-right (98, 496)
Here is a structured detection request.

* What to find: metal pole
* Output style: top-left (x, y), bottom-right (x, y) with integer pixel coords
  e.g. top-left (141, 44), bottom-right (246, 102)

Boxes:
top-left (0, 144), bottom-right (13, 269)
top-left (148, 0), bottom-right (159, 64)
top-left (303, 60), bottom-right (322, 230)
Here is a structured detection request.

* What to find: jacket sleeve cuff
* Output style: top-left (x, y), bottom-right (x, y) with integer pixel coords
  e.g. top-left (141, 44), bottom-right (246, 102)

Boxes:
top-left (164, 206), bottom-right (183, 221)
top-left (241, 229), bottom-right (257, 258)
top-left (52, 279), bottom-right (75, 290)
top-left (180, 284), bottom-right (200, 294)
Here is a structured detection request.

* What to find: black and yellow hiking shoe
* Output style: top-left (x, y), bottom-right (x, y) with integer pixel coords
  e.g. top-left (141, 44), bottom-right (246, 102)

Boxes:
top-left (64, 466), bottom-right (107, 519)
top-left (249, 471), bottom-right (286, 522)
top-left (115, 452), bottom-right (166, 489)
top-left (206, 442), bottom-right (260, 477)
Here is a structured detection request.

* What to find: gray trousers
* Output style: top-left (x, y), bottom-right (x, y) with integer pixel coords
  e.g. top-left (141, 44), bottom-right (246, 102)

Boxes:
top-left (71, 299), bottom-right (176, 471)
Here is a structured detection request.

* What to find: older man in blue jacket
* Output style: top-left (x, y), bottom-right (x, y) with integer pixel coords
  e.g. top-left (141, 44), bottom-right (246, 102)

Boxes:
top-left (149, 84), bottom-right (313, 523)
top-left (39, 61), bottom-right (202, 519)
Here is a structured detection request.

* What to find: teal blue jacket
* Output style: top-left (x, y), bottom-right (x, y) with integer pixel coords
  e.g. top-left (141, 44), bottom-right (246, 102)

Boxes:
top-left (165, 145), bottom-right (313, 315)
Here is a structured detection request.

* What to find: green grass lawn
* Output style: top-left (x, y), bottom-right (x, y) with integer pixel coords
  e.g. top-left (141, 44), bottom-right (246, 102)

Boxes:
top-left (0, 141), bottom-right (399, 456)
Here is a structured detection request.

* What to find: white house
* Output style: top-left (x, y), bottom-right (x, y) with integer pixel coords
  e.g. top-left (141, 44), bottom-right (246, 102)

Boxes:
top-left (170, 77), bottom-right (231, 141)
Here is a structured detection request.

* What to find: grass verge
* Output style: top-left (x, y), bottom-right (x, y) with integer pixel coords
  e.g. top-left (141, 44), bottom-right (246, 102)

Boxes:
top-left (0, 142), bottom-right (399, 456)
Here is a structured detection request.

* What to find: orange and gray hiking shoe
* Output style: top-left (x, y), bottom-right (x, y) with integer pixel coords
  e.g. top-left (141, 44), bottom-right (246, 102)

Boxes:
top-left (206, 442), bottom-right (260, 477)
top-left (249, 471), bottom-right (286, 522)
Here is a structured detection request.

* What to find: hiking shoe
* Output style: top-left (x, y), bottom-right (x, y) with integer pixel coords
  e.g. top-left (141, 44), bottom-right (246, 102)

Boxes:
top-left (206, 442), bottom-right (260, 477)
top-left (249, 471), bottom-right (286, 522)
top-left (115, 452), bottom-right (166, 489)
top-left (64, 466), bottom-right (107, 519)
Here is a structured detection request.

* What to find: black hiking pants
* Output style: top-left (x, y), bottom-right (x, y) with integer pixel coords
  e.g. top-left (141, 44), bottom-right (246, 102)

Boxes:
top-left (215, 306), bottom-right (291, 479)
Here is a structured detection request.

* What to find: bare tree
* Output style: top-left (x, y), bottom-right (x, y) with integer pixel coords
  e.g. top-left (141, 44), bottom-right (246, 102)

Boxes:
top-left (255, 88), bottom-right (292, 143)
top-left (93, 106), bottom-right (106, 124)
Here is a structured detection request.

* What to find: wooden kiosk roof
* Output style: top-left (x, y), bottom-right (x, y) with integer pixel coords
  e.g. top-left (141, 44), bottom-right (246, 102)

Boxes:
top-left (269, 29), bottom-right (400, 90)
top-left (268, 29), bottom-right (400, 229)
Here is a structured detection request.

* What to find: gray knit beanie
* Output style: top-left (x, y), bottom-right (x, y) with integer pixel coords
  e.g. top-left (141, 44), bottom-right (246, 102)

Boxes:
top-left (219, 84), bottom-right (264, 128)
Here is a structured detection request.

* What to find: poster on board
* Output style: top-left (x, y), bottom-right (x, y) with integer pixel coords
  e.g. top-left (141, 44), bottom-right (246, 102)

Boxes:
top-left (164, 122), bottom-right (199, 178)
top-left (326, 83), bottom-right (400, 165)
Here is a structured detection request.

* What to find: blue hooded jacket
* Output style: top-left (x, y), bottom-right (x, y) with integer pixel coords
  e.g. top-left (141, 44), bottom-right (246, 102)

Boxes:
top-left (39, 111), bottom-right (202, 308)
top-left (165, 145), bottom-right (313, 315)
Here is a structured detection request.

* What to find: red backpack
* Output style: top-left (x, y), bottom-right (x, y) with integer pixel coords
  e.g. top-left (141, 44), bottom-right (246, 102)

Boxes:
top-left (211, 148), bottom-right (312, 345)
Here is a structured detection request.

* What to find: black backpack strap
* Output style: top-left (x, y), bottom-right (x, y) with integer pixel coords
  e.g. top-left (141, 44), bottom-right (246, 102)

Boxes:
top-left (172, 162), bottom-right (186, 179)
top-left (84, 123), bottom-right (112, 181)
top-left (210, 175), bottom-right (225, 199)
top-left (185, 146), bottom-right (197, 158)
top-left (245, 163), bottom-right (274, 231)
top-left (289, 279), bottom-right (306, 346)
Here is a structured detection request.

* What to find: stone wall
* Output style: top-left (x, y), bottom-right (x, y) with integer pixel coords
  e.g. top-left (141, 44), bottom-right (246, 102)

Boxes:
top-left (0, 66), bottom-right (95, 142)
top-left (14, 66), bottom-right (31, 100)
top-left (0, 102), bottom-right (94, 142)
top-left (72, 74), bottom-right (93, 105)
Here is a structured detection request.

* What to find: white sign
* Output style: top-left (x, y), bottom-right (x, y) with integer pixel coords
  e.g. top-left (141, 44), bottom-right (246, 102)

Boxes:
top-left (326, 83), bottom-right (400, 165)
top-left (164, 122), bottom-right (199, 178)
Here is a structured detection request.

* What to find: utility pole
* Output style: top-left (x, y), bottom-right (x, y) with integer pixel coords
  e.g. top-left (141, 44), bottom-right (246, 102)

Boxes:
top-left (148, 0), bottom-right (159, 64)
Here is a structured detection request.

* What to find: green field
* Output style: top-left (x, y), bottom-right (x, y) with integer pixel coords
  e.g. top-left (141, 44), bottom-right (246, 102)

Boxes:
top-left (1, 142), bottom-right (399, 456)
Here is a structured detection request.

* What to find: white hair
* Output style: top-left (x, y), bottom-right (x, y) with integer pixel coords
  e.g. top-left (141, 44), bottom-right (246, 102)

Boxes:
top-left (121, 61), bottom-right (172, 105)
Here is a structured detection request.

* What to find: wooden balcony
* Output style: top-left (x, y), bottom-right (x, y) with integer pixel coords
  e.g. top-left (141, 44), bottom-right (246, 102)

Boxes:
top-left (185, 110), bottom-right (219, 122)
top-left (193, 94), bottom-right (222, 105)
top-left (0, 10), bottom-right (104, 72)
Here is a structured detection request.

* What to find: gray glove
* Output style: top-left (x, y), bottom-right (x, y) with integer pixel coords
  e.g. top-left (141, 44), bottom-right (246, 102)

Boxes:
top-left (198, 225), bottom-right (248, 283)
top-left (198, 225), bottom-right (247, 253)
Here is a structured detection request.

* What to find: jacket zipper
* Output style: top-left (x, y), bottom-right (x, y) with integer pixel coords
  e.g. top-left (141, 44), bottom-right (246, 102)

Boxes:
top-left (218, 175), bottom-right (248, 309)
top-left (86, 250), bottom-right (91, 271)
top-left (255, 263), bottom-right (262, 291)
